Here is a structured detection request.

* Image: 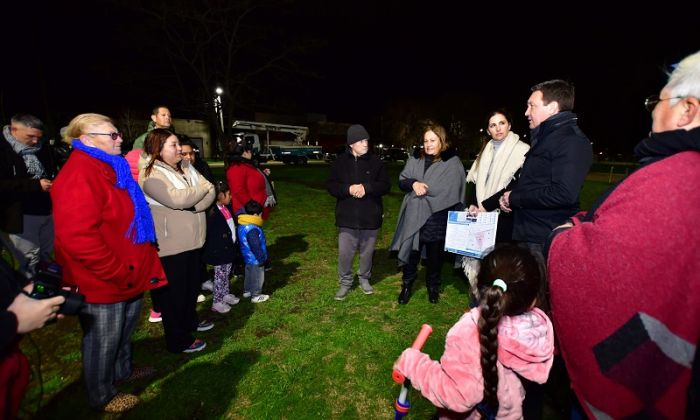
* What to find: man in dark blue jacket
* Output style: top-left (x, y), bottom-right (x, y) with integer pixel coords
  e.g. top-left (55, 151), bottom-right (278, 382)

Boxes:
top-left (500, 80), bottom-right (592, 263)
top-left (327, 125), bottom-right (390, 301)
top-left (499, 79), bottom-right (592, 420)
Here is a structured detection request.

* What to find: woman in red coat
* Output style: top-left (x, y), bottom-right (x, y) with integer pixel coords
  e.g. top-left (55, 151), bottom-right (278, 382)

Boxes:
top-left (225, 135), bottom-right (274, 220)
top-left (52, 113), bottom-right (166, 413)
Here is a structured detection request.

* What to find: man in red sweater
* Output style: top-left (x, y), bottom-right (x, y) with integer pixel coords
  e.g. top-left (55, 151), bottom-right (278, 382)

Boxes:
top-left (546, 50), bottom-right (700, 419)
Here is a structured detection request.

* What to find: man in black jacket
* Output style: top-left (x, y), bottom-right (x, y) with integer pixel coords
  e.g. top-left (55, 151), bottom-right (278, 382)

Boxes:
top-left (500, 80), bottom-right (592, 264)
top-left (327, 125), bottom-right (390, 301)
top-left (0, 114), bottom-right (58, 278)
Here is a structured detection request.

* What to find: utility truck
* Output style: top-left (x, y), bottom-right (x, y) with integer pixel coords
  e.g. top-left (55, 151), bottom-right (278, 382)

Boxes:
top-left (231, 120), bottom-right (322, 165)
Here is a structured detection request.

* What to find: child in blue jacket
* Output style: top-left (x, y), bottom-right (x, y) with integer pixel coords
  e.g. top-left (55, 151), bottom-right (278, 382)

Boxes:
top-left (237, 200), bottom-right (269, 303)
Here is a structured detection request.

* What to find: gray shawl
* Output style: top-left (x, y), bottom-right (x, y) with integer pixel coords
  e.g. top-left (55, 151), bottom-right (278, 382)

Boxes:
top-left (390, 152), bottom-right (465, 264)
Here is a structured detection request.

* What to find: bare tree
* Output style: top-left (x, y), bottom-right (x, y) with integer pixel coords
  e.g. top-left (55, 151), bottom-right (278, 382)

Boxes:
top-left (117, 0), bottom-right (319, 157)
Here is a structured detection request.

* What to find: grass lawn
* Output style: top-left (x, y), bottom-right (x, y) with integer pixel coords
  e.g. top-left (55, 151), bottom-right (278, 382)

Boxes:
top-left (18, 161), bottom-right (613, 419)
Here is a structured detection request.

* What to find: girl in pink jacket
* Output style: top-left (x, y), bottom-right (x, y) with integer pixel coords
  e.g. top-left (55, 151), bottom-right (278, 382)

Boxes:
top-left (394, 245), bottom-right (554, 419)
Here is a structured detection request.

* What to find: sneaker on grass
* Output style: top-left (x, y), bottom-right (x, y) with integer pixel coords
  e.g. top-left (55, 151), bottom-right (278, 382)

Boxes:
top-left (196, 320), bottom-right (214, 332)
top-left (251, 294), bottom-right (269, 303)
top-left (211, 301), bottom-right (231, 313)
top-left (201, 280), bottom-right (214, 291)
top-left (223, 294), bottom-right (240, 305)
top-left (242, 291), bottom-right (252, 299)
top-left (183, 339), bottom-right (206, 353)
top-left (359, 280), bottom-right (374, 295)
top-left (334, 286), bottom-right (351, 301)
top-left (148, 309), bottom-right (162, 323)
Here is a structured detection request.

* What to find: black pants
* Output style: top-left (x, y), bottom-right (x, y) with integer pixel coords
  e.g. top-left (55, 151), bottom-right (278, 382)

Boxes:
top-left (402, 240), bottom-right (444, 289)
top-left (153, 249), bottom-right (202, 352)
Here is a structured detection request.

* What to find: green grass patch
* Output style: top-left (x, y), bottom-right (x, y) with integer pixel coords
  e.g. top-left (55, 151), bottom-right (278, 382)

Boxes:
top-left (20, 162), bottom-right (607, 419)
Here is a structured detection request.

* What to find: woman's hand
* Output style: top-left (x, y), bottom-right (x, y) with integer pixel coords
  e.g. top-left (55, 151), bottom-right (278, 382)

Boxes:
top-left (412, 182), bottom-right (429, 196)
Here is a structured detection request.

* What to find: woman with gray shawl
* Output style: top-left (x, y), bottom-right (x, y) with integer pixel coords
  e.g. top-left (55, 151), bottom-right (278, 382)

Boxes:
top-left (390, 121), bottom-right (465, 304)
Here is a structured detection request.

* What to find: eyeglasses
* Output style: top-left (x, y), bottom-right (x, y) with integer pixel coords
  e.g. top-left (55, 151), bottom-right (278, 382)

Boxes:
top-left (644, 95), bottom-right (683, 112)
top-left (88, 132), bottom-right (123, 140)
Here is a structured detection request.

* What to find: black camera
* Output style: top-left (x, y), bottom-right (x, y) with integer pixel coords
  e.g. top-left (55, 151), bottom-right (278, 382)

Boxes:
top-left (29, 262), bottom-right (85, 315)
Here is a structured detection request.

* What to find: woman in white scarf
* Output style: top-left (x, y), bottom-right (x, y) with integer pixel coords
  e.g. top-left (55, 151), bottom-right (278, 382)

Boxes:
top-left (466, 110), bottom-right (529, 242)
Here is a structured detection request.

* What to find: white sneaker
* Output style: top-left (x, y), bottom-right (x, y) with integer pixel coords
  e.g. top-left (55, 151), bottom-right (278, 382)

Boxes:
top-left (211, 301), bottom-right (231, 313)
top-left (223, 294), bottom-right (240, 305)
top-left (201, 280), bottom-right (214, 291)
top-left (242, 292), bottom-right (252, 298)
top-left (197, 294), bottom-right (206, 303)
top-left (251, 294), bottom-right (269, 303)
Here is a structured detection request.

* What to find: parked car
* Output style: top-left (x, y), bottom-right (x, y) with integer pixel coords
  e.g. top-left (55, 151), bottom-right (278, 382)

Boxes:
top-left (380, 148), bottom-right (409, 162)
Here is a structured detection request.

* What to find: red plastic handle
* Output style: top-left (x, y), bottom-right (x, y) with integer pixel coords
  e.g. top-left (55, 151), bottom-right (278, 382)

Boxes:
top-left (393, 324), bottom-right (433, 384)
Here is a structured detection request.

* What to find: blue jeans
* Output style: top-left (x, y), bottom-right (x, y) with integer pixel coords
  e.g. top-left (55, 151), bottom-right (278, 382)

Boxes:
top-left (78, 295), bottom-right (143, 408)
top-left (244, 264), bottom-right (265, 296)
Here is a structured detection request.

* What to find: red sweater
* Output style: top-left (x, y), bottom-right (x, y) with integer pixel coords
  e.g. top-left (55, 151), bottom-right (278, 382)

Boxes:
top-left (51, 150), bottom-right (167, 303)
top-left (548, 151), bottom-right (700, 419)
top-left (226, 161), bottom-right (270, 220)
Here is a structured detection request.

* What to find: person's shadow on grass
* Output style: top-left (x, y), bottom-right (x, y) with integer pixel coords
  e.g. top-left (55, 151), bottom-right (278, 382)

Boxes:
top-left (33, 334), bottom-right (259, 419)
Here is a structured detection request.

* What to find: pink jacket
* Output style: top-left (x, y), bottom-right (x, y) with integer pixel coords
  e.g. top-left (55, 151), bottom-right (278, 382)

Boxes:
top-left (394, 308), bottom-right (554, 419)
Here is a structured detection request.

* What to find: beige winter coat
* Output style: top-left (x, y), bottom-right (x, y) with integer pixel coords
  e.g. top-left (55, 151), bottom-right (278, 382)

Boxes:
top-left (139, 160), bottom-right (215, 257)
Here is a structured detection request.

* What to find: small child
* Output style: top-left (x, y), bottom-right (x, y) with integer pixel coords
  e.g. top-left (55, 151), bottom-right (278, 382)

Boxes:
top-left (202, 181), bottom-right (240, 313)
top-left (393, 244), bottom-right (554, 419)
top-left (237, 200), bottom-right (270, 303)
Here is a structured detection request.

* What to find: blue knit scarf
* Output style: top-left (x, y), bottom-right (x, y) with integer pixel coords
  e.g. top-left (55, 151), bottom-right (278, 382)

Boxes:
top-left (72, 140), bottom-right (157, 244)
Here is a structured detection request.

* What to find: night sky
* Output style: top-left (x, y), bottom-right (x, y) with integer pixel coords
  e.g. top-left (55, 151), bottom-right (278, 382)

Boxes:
top-left (3, 1), bottom-right (698, 156)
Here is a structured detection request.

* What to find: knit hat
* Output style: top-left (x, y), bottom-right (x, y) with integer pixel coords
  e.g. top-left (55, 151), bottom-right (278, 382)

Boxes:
top-left (347, 124), bottom-right (370, 145)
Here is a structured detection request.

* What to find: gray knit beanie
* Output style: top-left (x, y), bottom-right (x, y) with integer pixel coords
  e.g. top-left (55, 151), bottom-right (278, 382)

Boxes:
top-left (347, 124), bottom-right (370, 145)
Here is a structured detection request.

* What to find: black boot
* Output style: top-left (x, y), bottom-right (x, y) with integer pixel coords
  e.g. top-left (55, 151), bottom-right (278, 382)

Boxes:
top-left (428, 287), bottom-right (440, 304)
top-left (398, 276), bottom-right (415, 305)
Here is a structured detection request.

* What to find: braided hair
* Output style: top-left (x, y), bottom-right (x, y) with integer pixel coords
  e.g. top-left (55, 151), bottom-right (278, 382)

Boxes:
top-left (476, 244), bottom-right (541, 414)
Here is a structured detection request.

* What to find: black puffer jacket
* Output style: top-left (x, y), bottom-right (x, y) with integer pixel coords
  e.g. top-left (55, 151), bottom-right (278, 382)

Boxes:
top-left (326, 150), bottom-right (390, 229)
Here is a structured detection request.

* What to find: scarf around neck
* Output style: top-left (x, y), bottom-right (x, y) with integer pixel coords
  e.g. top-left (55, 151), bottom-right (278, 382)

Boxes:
top-left (3, 125), bottom-right (45, 179)
top-left (467, 131), bottom-right (529, 204)
top-left (72, 139), bottom-right (157, 244)
top-left (634, 126), bottom-right (700, 166)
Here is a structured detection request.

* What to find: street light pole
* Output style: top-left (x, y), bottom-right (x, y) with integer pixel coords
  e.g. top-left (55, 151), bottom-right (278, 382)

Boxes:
top-left (215, 87), bottom-right (224, 134)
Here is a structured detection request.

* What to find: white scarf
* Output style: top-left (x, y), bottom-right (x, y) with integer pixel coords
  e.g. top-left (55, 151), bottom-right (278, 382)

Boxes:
top-left (144, 161), bottom-right (201, 207)
top-left (466, 131), bottom-right (529, 204)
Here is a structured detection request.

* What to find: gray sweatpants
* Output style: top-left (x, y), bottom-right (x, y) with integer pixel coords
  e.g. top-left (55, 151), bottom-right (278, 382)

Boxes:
top-left (337, 227), bottom-right (378, 287)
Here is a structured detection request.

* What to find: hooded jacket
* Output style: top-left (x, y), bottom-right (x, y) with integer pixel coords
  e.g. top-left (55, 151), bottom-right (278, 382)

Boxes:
top-left (394, 308), bottom-right (554, 419)
top-left (326, 150), bottom-right (390, 230)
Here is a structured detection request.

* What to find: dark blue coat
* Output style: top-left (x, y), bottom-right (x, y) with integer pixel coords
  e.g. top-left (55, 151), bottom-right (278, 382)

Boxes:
top-left (201, 205), bottom-right (237, 266)
top-left (509, 112), bottom-right (592, 244)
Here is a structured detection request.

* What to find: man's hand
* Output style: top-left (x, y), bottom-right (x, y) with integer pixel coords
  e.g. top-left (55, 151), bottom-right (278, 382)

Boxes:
top-left (499, 191), bottom-right (512, 213)
top-left (8, 285), bottom-right (65, 334)
top-left (40, 179), bottom-right (52, 192)
top-left (349, 184), bottom-right (366, 198)
top-left (412, 182), bottom-right (429, 196)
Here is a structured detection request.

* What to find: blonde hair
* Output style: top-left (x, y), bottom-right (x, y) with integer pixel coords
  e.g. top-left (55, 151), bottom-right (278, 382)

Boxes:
top-left (63, 113), bottom-right (113, 143)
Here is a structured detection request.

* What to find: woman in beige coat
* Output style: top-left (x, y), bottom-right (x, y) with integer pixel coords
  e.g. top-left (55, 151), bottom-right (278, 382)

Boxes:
top-left (140, 129), bottom-right (215, 353)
